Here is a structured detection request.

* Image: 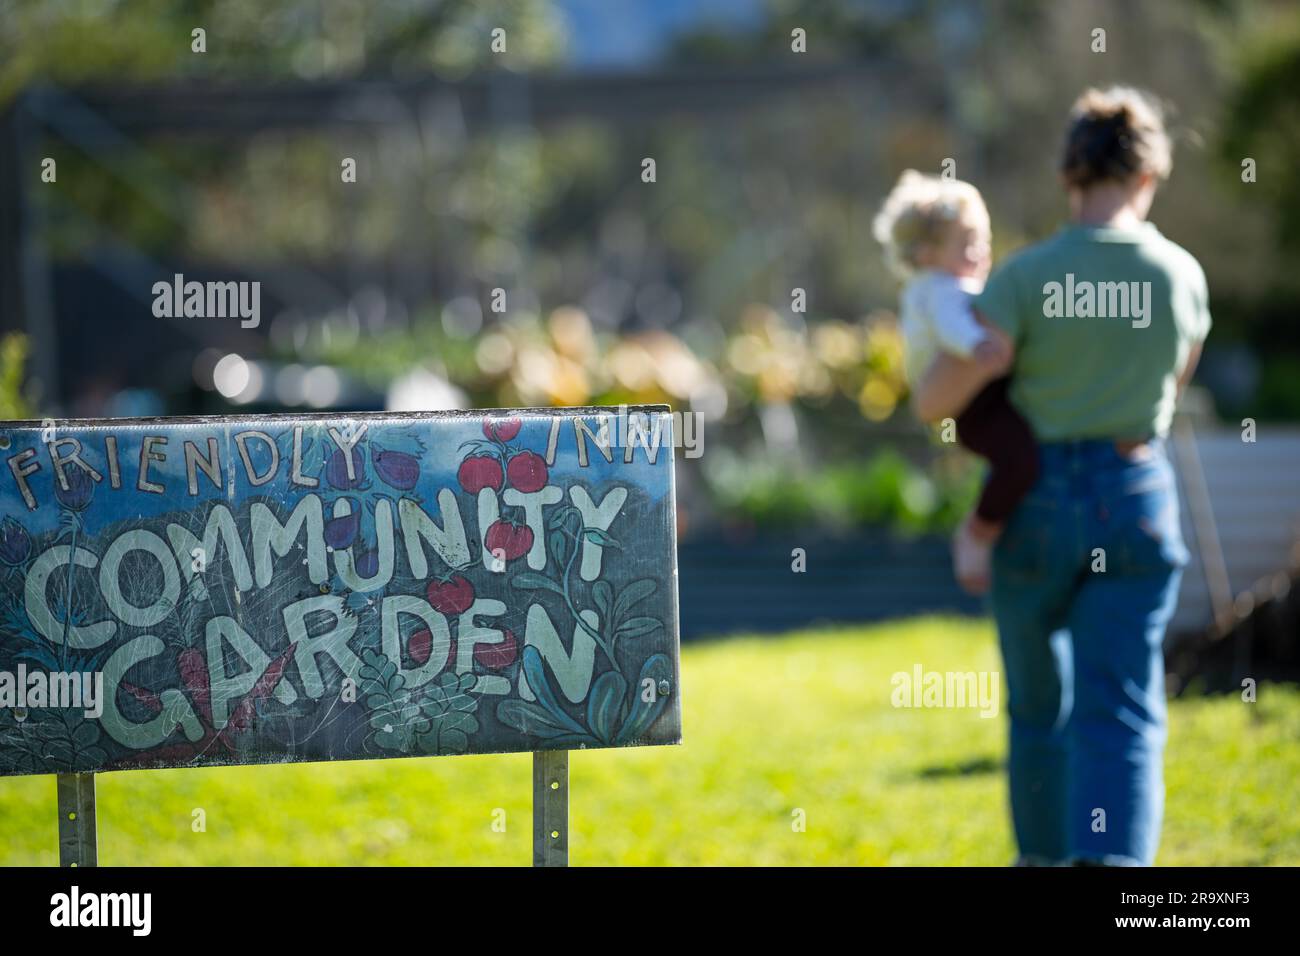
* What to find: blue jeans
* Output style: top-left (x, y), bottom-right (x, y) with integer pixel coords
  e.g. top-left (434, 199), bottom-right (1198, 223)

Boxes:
top-left (991, 438), bottom-right (1188, 866)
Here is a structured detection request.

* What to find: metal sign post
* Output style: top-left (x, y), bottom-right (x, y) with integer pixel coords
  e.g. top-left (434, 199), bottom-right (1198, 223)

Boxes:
top-left (533, 749), bottom-right (569, 867)
top-left (56, 772), bottom-right (97, 867)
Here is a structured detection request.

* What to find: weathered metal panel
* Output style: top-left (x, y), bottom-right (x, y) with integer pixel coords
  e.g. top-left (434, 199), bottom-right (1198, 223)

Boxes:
top-left (0, 407), bottom-right (681, 775)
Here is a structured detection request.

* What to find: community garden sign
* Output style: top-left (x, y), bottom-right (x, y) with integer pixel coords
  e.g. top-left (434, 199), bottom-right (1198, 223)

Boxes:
top-left (0, 407), bottom-right (682, 865)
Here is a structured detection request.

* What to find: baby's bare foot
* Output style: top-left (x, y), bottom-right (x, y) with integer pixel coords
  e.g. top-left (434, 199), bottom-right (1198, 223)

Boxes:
top-left (952, 519), bottom-right (993, 595)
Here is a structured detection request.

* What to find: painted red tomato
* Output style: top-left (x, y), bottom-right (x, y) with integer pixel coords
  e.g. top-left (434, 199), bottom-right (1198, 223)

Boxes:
top-left (409, 629), bottom-right (455, 670)
top-left (485, 519), bottom-right (533, 562)
top-left (506, 451), bottom-right (548, 493)
top-left (426, 574), bottom-right (475, 615)
top-left (408, 628), bottom-right (432, 666)
top-left (458, 455), bottom-right (503, 494)
top-left (474, 629), bottom-right (518, 670)
top-left (483, 417), bottom-right (522, 442)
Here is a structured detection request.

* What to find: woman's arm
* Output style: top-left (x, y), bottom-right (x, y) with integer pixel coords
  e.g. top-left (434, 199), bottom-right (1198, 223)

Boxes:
top-left (910, 314), bottom-right (1014, 423)
top-left (1177, 341), bottom-right (1203, 397)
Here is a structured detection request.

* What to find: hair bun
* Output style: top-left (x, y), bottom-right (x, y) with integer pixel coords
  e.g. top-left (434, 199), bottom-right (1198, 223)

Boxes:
top-left (1060, 86), bottom-right (1171, 190)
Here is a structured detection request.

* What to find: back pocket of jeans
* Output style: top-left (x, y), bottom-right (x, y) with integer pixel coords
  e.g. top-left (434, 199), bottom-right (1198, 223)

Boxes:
top-left (1109, 490), bottom-right (1190, 574)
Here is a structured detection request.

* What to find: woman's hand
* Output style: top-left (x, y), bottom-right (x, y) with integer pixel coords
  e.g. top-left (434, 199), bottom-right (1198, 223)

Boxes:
top-left (910, 313), bottom-right (1014, 423)
top-left (972, 337), bottom-right (1012, 372)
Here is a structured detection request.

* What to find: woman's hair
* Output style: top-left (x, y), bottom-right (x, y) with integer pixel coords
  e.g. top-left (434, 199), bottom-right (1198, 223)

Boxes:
top-left (1060, 86), bottom-right (1172, 190)
top-left (872, 169), bottom-right (989, 279)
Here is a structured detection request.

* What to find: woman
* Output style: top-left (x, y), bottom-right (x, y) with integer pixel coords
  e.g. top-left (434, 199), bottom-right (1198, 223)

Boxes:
top-left (913, 87), bottom-right (1212, 865)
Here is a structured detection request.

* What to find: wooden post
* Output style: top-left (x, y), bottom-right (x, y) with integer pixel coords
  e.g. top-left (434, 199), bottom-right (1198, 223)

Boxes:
top-left (532, 750), bottom-right (568, 867)
top-left (56, 772), bottom-right (97, 867)
top-left (1172, 416), bottom-right (1235, 634)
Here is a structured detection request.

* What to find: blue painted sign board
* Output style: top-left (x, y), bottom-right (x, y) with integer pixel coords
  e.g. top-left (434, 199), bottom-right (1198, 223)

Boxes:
top-left (0, 407), bottom-right (681, 775)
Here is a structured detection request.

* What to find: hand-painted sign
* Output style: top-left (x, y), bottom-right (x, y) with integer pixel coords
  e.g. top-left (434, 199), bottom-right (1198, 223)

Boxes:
top-left (0, 407), bottom-right (681, 776)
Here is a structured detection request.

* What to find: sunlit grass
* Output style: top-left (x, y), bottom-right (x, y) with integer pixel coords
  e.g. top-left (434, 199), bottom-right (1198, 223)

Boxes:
top-left (1, 616), bottom-right (1295, 865)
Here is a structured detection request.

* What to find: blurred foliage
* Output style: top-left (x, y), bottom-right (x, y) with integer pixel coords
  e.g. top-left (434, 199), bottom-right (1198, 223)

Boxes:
top-left (0, 334), bottom-right (33, 420)
top-left (16, 1), bottom-right (1299, 345)
top-left (0, 0), bottom-right (566, 102)
top-left (1256, 355), bottom-right (1300, 421)
top-left (707, 447), bottom-right (980, 534)
top-left (1221, 17), bottom-right (1300, 255)
top-left (298, 298), bottom-right (910, 414)
top-left (21, 0), bottom-right (1299, 369)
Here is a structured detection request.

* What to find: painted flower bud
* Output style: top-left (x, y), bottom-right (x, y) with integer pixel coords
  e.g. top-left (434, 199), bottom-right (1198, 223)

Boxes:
top-left (371, 447), bottom-right (420, 490)
top-left (354, 549), bottom-right (380, 578)
top-left (0, 517), bottom-right (31, 566)
top-left (326, 447), bottom-right (366, 490)
top-left (54, 465), bottom-right (95, 512)
top-left (324, 503), bottom-right (361, 550)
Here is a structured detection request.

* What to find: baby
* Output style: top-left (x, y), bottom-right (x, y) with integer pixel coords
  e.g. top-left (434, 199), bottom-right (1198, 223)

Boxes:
top-left (873, 170), bottom-right (1039, 593)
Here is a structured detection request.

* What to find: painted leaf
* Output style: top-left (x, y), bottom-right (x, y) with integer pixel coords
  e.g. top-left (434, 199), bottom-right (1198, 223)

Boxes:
top-left (592, 580), bottom-right (614, 618)
top-left (586, 671), bottom-right (628, 745)
top-left (547, 529), bottom-right (569, 567)
top-left (616, 616), bottom-right (662, 640)
top-left (614, 579), bottom-right (657, 623)
top-left (512, 571), bottom-right (563, 595)
top-left (520, 645), bottom-right (587, 736)
top-left (615, 653), bottom-right (673, 745)
top-left (582, 527), bottom-right (622, 550)
top-left (497, 700), bottom-right (578, 739)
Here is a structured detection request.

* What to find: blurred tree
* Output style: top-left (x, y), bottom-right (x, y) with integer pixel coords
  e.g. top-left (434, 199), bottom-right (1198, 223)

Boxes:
top-left (1222, 26), bottom-right (1300, 254)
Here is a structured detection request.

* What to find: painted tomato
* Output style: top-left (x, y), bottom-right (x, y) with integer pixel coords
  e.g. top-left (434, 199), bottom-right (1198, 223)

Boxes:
top-left (474, 629), bottom-right (518, 670)
top-left (426, 574), bottom-right (474, 615)
top-left (458, 455), bottom-right (504, 494)
top-left (483, 417), bottom-right (522, 442)
top-left (408, 628), bottom-right (432, 666)
top-left (484, 519), bottom-right (533, 562)
top-left (506, 451), bottom-right (548, 493)
top-left (407, 630), bottom-right (456, 671)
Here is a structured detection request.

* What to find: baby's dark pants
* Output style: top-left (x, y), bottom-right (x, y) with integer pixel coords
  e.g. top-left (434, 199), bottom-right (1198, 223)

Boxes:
top-left (955, 377), bottom-right (1040, 525)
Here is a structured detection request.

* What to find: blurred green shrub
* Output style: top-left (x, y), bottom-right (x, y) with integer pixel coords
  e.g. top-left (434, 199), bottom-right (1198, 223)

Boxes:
top-left (1256, 354), bottom-right (1300, 421)
top-left (0, 334), bottom-right (33, 420)
top-left (707, 447), bottom-right (980, 535)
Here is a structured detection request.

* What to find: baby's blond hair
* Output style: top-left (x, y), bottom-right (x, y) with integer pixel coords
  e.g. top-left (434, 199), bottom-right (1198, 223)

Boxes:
top-left (873, 170), bottom-right (989, 279)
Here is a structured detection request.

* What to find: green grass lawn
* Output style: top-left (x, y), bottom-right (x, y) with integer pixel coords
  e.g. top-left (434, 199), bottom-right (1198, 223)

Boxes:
top-left (1, 616), bottom-right (1296, 866)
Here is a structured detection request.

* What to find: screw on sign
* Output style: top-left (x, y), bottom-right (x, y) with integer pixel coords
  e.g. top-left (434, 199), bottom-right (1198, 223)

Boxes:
top-left (0, 408), bottom-right (682, 867)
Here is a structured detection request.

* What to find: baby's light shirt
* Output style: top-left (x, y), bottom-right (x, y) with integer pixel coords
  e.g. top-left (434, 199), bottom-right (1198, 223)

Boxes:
top-left (899, 270), bottom-right (988, 384)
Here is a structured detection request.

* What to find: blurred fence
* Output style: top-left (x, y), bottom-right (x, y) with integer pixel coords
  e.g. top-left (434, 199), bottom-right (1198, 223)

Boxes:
top-left (1171, 423), bottom-right (1300, 636)
top-left (678, 528), bottom-right (979, 639)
